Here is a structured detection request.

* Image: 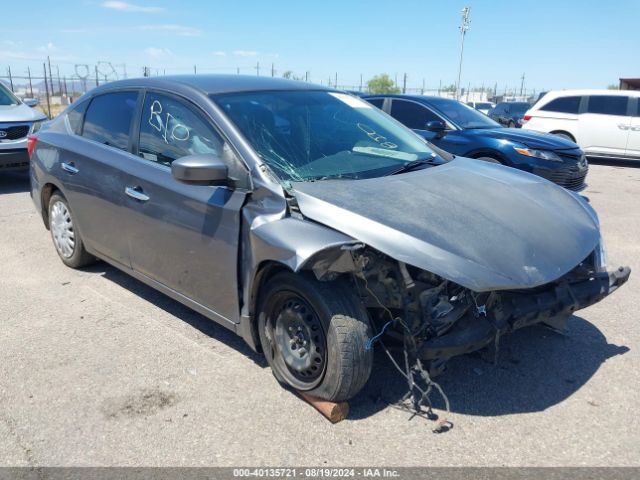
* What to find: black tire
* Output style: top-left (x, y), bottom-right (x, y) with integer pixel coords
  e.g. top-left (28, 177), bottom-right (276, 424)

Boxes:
top-left (257, 271), bottom-right (373, 402)
top-left (48, 193), bottom-right (96, 268)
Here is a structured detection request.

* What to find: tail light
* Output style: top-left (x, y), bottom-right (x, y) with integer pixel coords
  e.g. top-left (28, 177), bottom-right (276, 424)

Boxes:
top-left (522, 115), bottom-right (532, 122)
top-left (27, 135), bottom-right (38, 158)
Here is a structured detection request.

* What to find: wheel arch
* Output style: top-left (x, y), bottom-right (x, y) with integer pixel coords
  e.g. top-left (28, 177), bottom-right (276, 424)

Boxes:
top-left (40, 182), bottom-right (65, 229)
top-left (549, 130), bottom-right (577, 142)
top-left (466, 149), bottom-right (509, 164)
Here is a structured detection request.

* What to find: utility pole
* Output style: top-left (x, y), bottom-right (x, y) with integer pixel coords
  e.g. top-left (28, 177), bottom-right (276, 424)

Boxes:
top-left (306, 71), bottom-right (310, 82)
top-left (256, 62), bottom-right (260, 76)
top-left (7, 66), bottom-right (13, 91)
top-left (455, 6), bottom-right (471, 100)
top-left (421, 78), bottom-right (425, 95)
top-left (194, 65), bottom-right (197, 74)
top-left (271, 63), bottom-right (275, 77)
top-left (359, 74), bottom-right (363, 91)
top-left (237, 67), bottom-right (240, 75)
top-left (47, 56), bottom-right (54, 97)
top-left (335, 72), bottom-right (338, 88)
top-left (95, 65), bottom-right (99, 86)
top-left (402, 73), bottom-right (407, 94)
top-left (43, 63), bottom-right (51, 118)
top-left (27, 67), bottom-right (33, 97)
top-left (438, 79), bottom-right (442, 95)
top-left (519, 73), bottom-right (525, 97)
top-left (56, 65), bottom-right (61, 97)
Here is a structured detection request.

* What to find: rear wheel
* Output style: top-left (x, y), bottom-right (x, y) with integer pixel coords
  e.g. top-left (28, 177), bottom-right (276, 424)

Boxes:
top-left (48, 193), bottom-right (96, 268)
top-left (257, 271), bottom-right (373, 402)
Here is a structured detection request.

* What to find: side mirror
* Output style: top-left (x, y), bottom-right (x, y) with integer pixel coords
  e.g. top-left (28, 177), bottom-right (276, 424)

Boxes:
top-left (425, 120), bottom-right (446, 137)
top-left (171, 154), bottom-right (228, 186)
top-left (23, 98), bottom-right (39, 107)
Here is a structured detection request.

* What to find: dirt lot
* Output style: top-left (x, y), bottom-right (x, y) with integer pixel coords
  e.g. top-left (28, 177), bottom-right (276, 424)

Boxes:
top-left (1, 162), bottom-right (639, 466)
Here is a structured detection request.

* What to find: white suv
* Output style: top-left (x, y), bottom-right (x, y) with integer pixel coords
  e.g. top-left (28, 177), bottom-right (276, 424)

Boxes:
top-left (522, 89), bottom-right (640, 160)
top-left (0, 82), bottom-right (47, 171)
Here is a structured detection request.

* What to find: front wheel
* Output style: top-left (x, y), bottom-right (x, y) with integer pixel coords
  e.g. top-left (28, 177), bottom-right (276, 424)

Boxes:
top-left (257, 271), bottom-right (373, 402)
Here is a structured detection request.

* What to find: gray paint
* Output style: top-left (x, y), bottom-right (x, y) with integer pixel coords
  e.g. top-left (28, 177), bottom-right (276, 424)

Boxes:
top-left (292, 157), bottom-right (600, 291)
top-left (31, 75), bottom-right (607, 352)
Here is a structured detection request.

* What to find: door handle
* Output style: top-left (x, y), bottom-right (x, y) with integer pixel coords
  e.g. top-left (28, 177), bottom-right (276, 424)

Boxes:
top-left (125, 186), bottom-right (150, 202)
top-left (60, 162), bottom-right (79, 174)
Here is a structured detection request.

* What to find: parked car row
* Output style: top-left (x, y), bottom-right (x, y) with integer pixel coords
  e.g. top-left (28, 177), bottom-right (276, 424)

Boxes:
top-left (522, 89), bottom-right (640, 161)
top-left (0, 82), bottom-right (47, 171)
top-left (27, 75), bottom-right (630, 403)
top-left (364, 94), bottom-right (588, 190)
top-left (488, 101), bottom-right (531, 128)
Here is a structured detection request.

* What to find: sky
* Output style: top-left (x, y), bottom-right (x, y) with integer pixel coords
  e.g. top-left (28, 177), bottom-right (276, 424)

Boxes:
top-left (1, 0), bottom-right (638, 93)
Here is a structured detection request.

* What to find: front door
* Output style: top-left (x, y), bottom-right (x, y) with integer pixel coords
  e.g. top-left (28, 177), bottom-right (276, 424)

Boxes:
top-left (123, 91), bottom-right (247, 324)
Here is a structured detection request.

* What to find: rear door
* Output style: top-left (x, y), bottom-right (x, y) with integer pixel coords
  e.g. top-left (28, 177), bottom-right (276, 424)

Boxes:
top-left (63, 90), bottom-right (140, 267)
top-left (123, 90), bottom-right (248, 324)
top-left (625, 97), bottom-right (640, 158)
top-left (579, 95), bottom-right (631, 157)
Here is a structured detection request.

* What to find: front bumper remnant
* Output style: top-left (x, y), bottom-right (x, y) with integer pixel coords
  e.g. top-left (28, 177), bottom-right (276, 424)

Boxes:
top-left (418, 266), bottom-right (631, 362)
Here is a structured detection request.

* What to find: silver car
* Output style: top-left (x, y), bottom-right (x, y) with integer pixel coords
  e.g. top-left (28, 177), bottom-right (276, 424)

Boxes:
top-left (0, 82), bottom-right (46, 171)
top-left (29, 75), bottom-right (630, 402)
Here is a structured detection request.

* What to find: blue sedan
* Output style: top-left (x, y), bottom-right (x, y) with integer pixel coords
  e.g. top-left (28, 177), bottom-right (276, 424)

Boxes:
top-left (364, 94), bottom-right (588, 190)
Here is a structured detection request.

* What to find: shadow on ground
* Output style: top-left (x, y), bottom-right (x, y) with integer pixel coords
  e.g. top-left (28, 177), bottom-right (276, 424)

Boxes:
top-left (84, 262), bottom-right (268, 369)
top-left (0, 171), bottom-right (30, 194)
top-left (587, 157), bottom-right (640, 168)
top-left (350, 316), bottom-right (629, 419)
top-left (83, 262), bottom-right (629, 420)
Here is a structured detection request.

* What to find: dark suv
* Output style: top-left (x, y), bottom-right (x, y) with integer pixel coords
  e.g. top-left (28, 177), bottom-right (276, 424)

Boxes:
top-left (364, 94), bottom-right (588, 190)
top-left (488, 101), bottom-right (531, 128)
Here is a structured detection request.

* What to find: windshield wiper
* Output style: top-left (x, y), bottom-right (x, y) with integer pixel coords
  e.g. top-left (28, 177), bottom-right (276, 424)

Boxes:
top-left (384, 158), bottom-right (441, 176)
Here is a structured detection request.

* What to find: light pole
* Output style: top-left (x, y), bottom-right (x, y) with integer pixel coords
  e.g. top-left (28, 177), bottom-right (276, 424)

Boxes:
top-left (455, 6), bottom-right (471, 100)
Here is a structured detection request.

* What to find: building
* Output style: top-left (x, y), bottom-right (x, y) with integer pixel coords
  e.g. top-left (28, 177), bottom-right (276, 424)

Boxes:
top-left (619, 78), bottom-right (640, 90)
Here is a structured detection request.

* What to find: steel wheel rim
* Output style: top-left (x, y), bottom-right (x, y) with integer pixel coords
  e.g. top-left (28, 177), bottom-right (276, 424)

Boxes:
top-left (50, 201), bottom-right (75, 258)
top-left (265, 292), bottom-right (327, 389)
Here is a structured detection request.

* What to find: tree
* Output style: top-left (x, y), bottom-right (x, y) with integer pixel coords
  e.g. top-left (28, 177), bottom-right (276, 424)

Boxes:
top-left (282, 70), bottom-right (294, 80)
top-left (367, 74), bottom-right (400, 94)
top-left (607, 83), bottom-right (620, 90)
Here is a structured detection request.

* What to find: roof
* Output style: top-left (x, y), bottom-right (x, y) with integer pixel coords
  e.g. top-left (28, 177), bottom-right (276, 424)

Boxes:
top-left (93, 74), bottom-right (331, 95)
top-left (543, 88), bottom-right (640, 97)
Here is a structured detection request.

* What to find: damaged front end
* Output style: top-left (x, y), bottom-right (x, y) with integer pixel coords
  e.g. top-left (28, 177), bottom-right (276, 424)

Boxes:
top-left (313, 245), bottom-right (630, 375)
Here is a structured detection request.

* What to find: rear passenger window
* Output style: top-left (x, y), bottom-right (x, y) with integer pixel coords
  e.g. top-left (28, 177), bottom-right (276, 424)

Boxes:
top-left (66, 100), bottom-right (89, 134)
top-left (390, 100), bottom-right (440, 129)
top-left (541, 96), bottom-right (581, 114)
top-left (586, 96), bottom-right (629, 116)
top-left (82, 92), bottom-right (138, 151)
top-left (138, 92), bottom-right (224, 166)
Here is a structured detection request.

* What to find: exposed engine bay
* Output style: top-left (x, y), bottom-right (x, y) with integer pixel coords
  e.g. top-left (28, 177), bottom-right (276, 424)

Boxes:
top-left (309, 244), bottom-right (630, 425)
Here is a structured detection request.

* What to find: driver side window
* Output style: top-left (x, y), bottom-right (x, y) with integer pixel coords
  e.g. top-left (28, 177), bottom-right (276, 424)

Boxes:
top-left (138, 92), bottom-right (224, 166)
top-left (390, 100), bottom-right (440, 130)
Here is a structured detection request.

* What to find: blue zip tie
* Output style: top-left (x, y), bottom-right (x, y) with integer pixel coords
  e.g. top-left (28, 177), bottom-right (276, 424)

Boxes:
top-left (365, 320), bottom-right (394, 350)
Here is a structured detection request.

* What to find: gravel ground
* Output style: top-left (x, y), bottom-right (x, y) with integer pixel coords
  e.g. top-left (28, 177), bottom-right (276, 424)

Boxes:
top-left (0, 162), bottom-right (638, 467)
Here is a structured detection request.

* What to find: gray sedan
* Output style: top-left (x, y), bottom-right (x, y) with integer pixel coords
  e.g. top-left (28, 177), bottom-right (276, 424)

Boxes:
top-left (29, 75), bottom-right (630, 402)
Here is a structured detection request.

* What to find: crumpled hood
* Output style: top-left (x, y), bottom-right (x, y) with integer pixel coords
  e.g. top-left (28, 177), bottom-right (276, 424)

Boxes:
top-left (292, 157), bottom-right (600, 292)
top-left (0, 103), bottom-right (46, 122)
top-left (469, 127), bottom-right (579, 150)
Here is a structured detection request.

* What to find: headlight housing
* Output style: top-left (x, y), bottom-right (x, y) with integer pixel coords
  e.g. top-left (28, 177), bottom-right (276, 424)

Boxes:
top-left (30, 121), bottom-right (44, 134)
top-left (513, 147), bottom-right (563, 162)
